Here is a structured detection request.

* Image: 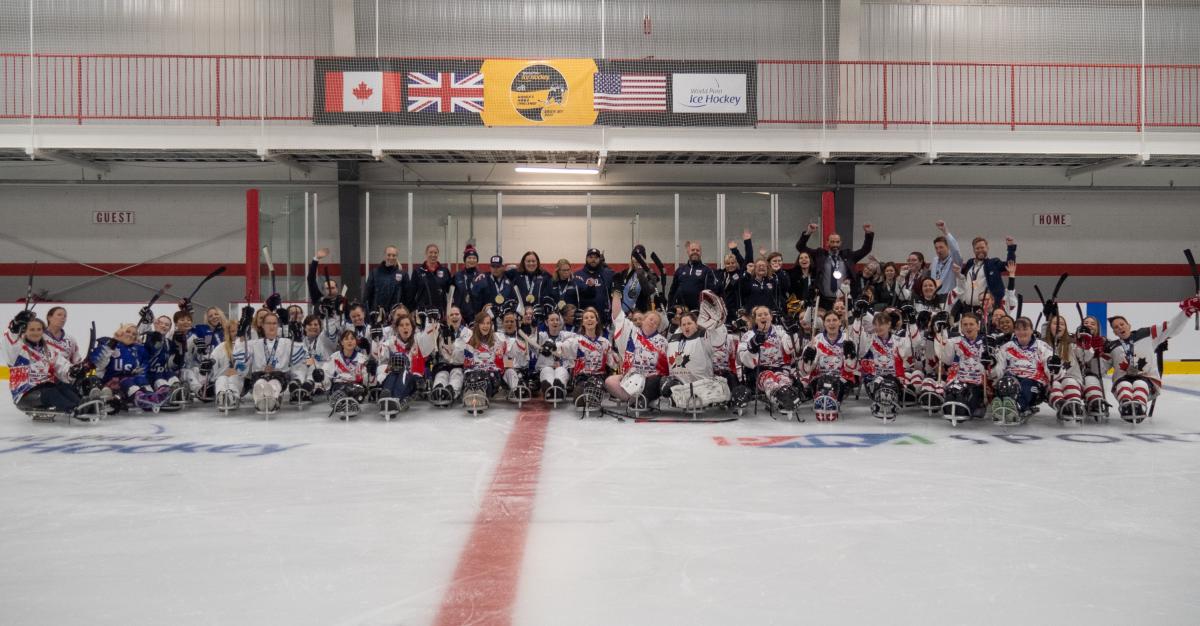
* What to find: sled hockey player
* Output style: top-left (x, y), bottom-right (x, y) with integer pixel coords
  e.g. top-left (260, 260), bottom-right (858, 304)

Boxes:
top-left (708, 296), bottom-right (749, 412)
top-left (738, 305), bottom-right (799, 416)
top-left (661, 293), bottom-right (733, 414)
top-left (893, 305), bottom-right (931, 408)
top-left (323, 330), bottom-right (372, 419)
top-left (428, 306), bottom-right (472, 407)
top-left (290, 314), bottom-right (333, 403)
top-left (210, 320), bottom-right (246, 414)
top-left (42, 306), bottom-right (82, 364)
top-left (1075, 315), bottom-right (1111, 420)
top-left (4, 315), bottom-right (100, 421)
top-left (933, 312), bottom-right (991, 425)
top-left (990, 317), bottom-right (1054, 424)
top-left (87, 323), bottom-right (167, 413)
top-left (1106, 293), bottom-right (1200, 423)
top-left (494, 308), bottom-right (535, 405)
top-left (855, 309), bottom-right (910, 422)
top-left (530, 310), bottom-right (576, 405)
top-left (1042, 315), bottom-right (1090, 423)
top-left (243, 312), bottom-right (307, 416)
top-left (373, 315), bottom-right (436, 417)
top-left (607, 292), bottom-right (669, 413)
top-left (798, 310), bottom-right (858, 421)
top-left (556, 307), bottom-right (611, 416)
top-left (455, 312), bottom-right (522, 415)
top-left (141, 328), bottom-right (185, 413)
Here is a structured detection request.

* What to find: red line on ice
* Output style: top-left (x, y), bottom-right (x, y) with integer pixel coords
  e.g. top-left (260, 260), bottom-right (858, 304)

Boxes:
top-left (433, 402), bottom-right (551, 626)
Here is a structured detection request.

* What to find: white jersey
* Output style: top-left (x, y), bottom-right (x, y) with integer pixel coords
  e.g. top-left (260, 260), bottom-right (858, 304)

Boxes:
top-left (935, 333), bottom-right (990, 385)
top-left (1109, 308), bottom-right (1191, 387)
top-left (856, 332), bottom-right (910, 380)
top-left (559, 333), bottom-right (611, 377)
top-left (995, 337), bottom-right (1052, 384)
top-left (244, 337), bottom-right (306, 376)
top-left (532, 329), bottom-right (578, 370)
top-left (323, 349), bottom-right (369, 385)
top-left (800, 330), bottom-right (856, 383)
top-left (666, 326), bottom-right (726, 382)
top-left (42, 329), bottom-right (81, 364)
top-left (737, 325), bottom-right (794, 371)
top-left (208, 341), bottom-right (247, 377)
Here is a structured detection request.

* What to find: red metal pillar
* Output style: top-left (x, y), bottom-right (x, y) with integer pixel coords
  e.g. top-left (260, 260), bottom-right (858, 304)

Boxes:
top-left (821, 190), bottom-right (835, 243)
top-left (246, 189), bottom-right (260, 302)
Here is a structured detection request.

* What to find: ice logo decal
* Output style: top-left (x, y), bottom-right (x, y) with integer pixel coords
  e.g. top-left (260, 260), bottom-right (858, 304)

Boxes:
top-left (0, 424), bottom-right (306, 457)
top-left (714, 434), bottom-right (932, 448)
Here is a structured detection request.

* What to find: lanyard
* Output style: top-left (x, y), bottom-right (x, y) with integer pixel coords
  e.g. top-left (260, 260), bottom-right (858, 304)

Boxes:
top-left (265, 338), bottom-right (279, 368)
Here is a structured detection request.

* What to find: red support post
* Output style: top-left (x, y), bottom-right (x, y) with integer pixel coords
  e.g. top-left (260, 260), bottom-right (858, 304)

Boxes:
top-left (1010, 64), bottom-right (1016, 130)
top-left (821, 191), bottom-right (836, 243)
top-left (75, 56), bottom-right (82, 124)
top-left (882, 63), bottom-right (889, 129)
top-left (215, 57), bottom-right (221, 126)
top-left (246, 189), bottom-right (260, 302)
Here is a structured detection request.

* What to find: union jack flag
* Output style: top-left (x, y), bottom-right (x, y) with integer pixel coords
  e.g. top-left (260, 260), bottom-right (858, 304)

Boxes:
top-left (406, 72), bottom-right (485, 113)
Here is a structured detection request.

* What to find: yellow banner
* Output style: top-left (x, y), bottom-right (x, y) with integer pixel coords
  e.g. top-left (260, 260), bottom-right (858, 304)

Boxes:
top-left (481, 59), bottom-right (598, 126)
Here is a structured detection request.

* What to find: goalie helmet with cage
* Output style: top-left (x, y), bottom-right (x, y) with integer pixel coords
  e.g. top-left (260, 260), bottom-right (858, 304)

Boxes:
top-left (870, 376), bottom-right (900, 422)
top-left (389, 352), bottom-right (411, 374)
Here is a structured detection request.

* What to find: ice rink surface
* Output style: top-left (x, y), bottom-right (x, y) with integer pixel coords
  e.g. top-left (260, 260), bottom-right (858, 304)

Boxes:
top-left (3, 378), bottom-right (1199, 626)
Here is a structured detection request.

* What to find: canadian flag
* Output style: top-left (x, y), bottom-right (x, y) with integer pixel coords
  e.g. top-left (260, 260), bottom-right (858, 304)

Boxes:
top-left (324, 71), bottom-right (403, 112)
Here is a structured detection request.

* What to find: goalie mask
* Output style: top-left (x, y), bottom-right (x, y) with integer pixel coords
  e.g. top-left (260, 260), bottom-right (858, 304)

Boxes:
top-left (620, 372), bottom-right (646, 396)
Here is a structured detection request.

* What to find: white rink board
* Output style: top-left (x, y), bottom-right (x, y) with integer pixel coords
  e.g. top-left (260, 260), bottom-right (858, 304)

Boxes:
top-left (2, 380), bottom-right (1200, 626)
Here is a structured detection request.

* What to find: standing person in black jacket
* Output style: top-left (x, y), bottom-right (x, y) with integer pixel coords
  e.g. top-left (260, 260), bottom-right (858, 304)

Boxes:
top-left (549, 258), bottom-right (590, 313)
top-left (452, 245), bottom-right (481, 321)
top-left (509, 251), bottom-right (553, 317)
top-left (306, 247), bottom-right (345, 313)
top-left (411, 243), bottom-right (453, 316)
top-left (669, 240), bottom-right (717, 313)
top-left (574, 248), bottom-right (614, 320)
top-left (786, 250), bottom-right (817, 307)
top-left (796, 222), bottom-right (875, 311)
top-left (364, 245), bottom-right (409, 317)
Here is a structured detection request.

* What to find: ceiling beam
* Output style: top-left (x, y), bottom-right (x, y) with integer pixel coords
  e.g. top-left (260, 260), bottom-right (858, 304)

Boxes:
top-left (1064, 155), bottom-right (1141, 179)
top-left (27, 148), bottom-right (110, 174)
top-left (258, 150), bottom-right (311, 175)
top-left (880, 152), bottom-right (936, 177)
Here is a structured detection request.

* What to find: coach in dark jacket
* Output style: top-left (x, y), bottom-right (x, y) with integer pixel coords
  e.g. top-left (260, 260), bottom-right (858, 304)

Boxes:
top-left (669, 241), bottom-right (718, 312)
top-left (796, 222), bottom-right (875, 310)
top-left (411, 243), bottom-right (453, 315)
top-left (364, 245), bottom-right (409, 315)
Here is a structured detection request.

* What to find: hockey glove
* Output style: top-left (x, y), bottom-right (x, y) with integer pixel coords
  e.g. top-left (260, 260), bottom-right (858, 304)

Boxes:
top-left (8, 309), bottom-right (34, 335)
top-left (1180, 294), bottom-right (1200, 317)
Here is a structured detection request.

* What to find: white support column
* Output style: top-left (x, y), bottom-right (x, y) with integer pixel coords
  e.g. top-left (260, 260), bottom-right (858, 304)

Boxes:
top-left (313, 193), bottom-right (319, 258)
top-left (407, 192), bottom-right (414, 271)
top-left (716, 194), bottom-right (726, 257)
top-left (331, 0), bottom-right (357, 56)
top-left (586, 193), bottom-right (593, 249)
top-left (304, 192), bottom-right (310, 310)
top-left (770, 194), bottom-right (779, 253)
top-left (673, 193), bottom-right (680, 269)
top-left (496, 192), bottom-right (503, 257)
top-left (364, 191), bottom-right (371, 284)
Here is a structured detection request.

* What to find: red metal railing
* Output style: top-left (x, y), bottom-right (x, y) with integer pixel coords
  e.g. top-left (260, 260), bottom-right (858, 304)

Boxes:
top-left (1, 53), bottom-right (1197, 128)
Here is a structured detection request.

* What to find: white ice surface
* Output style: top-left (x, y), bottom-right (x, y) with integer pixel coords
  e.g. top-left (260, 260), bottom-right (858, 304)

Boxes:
top-left (2, 379), bottom-right (1200, 626)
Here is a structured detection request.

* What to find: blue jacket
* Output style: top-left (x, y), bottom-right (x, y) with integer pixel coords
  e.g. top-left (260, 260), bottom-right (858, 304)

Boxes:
top-left (364, 262), bottom-right (409, 314)
top-left (670, 260), bottom-right (718, 311)
top-left (574, 264), bottom-right (615, 317)
top-left (960, 243), bottom-right (1017, 305)
top-left (453, 266), bottom-right (481, 320)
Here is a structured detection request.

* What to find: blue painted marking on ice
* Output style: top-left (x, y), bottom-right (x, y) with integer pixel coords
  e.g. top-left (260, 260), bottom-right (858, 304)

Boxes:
top-left (1162, 385), bottom-right (1200, 398)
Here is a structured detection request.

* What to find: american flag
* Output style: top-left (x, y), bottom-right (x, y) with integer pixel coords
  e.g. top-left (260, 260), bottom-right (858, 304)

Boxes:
top-left (593, 73), bottom-right (667, 111)
top-left (406, 72), bottom-right (485, 114)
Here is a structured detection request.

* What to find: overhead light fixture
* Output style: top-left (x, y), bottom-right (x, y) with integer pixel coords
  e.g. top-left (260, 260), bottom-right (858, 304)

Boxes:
top-left (514, 166), bottom-right (600, 175)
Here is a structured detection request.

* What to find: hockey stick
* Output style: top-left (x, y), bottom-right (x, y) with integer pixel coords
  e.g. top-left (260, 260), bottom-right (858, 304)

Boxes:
top-left (1185, 248), bottom-right (1199, 293)
top-left (1033, 284), bottom-right (1046, 329)
top-left (24, 261), bottom-right (37, 311)
top-left (145, 283), bottom-right (173, 309)
top-left (186, 265), bottom-right (227, 302)
top-left (262, 246), bottom-right (278, 298)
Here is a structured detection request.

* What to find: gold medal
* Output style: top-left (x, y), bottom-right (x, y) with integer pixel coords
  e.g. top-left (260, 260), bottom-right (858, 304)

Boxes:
top-left (495, 294), bottom-right (504, 304)
top-left (526, 294), bottom-right (535, 304)
top-left (557, 300), bottom-right (566, 309)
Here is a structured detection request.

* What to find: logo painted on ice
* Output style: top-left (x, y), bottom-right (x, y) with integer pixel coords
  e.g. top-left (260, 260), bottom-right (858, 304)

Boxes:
top-left (713, 434), bottom-right (933, 448)
top-left (0, 425), bottom-right (307, 457)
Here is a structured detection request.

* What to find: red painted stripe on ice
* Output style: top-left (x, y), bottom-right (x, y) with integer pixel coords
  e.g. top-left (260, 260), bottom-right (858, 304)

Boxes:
top-left (433, 402), bottom-right (551, 626)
